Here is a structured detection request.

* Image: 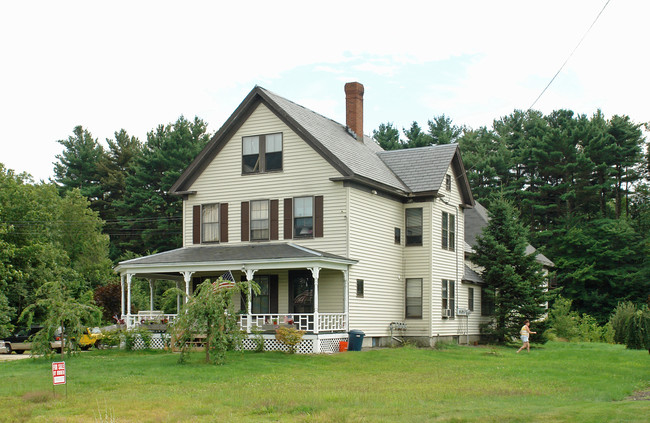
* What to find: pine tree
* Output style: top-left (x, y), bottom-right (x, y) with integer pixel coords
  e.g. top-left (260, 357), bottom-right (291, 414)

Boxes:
top-left (472, 196), bottom-right (548, 342)
top-left (372, 122), bottom-right (403, 150)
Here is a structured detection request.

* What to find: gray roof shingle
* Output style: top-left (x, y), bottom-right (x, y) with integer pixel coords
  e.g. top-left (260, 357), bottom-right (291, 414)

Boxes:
top-left (377, 144), bottom-right (458, 193)
top-left (118, 243), bottom-right (353, 266)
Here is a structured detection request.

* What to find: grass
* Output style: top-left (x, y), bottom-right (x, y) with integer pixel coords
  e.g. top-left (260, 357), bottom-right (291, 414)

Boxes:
top-left (0, 342), bottom-right (648, 422)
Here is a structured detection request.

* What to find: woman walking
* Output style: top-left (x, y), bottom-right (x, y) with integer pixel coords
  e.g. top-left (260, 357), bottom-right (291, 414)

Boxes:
top-left (517, 320), bottom-right (536, 353)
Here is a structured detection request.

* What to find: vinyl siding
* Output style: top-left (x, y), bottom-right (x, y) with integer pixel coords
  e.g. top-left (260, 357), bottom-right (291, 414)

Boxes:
top-left (430, 166), bottom-right (478, 337)
top-left (183, 103), bottom-right (347, 256)
top-left (347, 188), bottom-right (414, 337)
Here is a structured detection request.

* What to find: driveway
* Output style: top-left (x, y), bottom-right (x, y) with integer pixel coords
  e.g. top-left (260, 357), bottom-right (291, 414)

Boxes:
top-left (0, 353), bottom-right (34, 362)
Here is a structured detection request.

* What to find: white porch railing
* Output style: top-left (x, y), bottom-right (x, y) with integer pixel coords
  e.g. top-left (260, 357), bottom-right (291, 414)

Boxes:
top-left (238, 313), bottom-right (346, 333)
top-left (124, 311), bottom-right (177, 328)
top-left (124, 312), bottom-right (347, 333)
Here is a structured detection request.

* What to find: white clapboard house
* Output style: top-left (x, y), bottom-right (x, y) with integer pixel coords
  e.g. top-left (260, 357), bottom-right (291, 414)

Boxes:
top-left (115, 82), bottom-right (548, 353)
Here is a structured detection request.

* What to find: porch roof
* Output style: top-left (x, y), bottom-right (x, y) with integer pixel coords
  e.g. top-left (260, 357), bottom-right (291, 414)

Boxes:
top-left (114, 243), bottom-right (357, 277)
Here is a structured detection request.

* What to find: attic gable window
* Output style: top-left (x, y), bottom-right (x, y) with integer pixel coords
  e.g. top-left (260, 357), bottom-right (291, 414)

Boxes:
top-left (242, 133), bottom-right (283, 174)
top-left (445, 174), bottom-right (452, 191)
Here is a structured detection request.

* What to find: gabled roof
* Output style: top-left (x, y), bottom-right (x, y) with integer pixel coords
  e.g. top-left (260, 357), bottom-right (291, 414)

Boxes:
top-left (170, 86), bottom-right (474, 206)
top-left (377, 144), bottom-right (474, 205)
top-left (464, 201), bottom-right (554, 267)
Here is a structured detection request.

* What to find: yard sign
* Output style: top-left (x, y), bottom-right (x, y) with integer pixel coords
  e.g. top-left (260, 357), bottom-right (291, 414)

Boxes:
top-left (52, 361), bottom-right (66, 385)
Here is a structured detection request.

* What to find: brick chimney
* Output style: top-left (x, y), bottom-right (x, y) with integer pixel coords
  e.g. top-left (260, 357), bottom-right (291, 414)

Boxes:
top-left (345, 82), bottom-right (364, 141)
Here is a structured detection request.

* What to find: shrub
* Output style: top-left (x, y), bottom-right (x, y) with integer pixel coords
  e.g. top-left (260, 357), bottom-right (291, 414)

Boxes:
top-left (275, 326), bottom-right (305, 354)
top-left (609, 302), bottom-right (637, 344)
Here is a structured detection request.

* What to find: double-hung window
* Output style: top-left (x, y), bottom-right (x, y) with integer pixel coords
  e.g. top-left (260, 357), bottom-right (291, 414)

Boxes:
top-left (202, 204), bottom-right (219, 243)
top-left (242, 133), bottom-right (283, 174)
top-left (250, 200), bottom-right (269, 241)
top-left (405, 208), bottom-right (423, 246)
top-left (442, 211), bottom-right (455, 251)
top-left (445, 174), bottom-right (452, 191)
top-left (442, 279), bottom-right (455, 318)
top-left (294, 196), bottom-right (313, 238)
top-left (406, 278), bottom-right (423, 318)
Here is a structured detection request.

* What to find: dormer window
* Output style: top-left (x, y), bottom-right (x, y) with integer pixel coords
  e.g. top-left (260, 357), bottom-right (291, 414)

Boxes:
top-left (242, 133), bottom-right (283, 174)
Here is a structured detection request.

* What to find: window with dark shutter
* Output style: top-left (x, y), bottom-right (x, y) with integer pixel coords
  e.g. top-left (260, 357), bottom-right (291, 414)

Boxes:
top-left (315, 195), bottom-right (323, 237)
top-left (193, 205), bottom-right (201, 244)
top-left (220, 203), bottom-right (228, 243)
top-left (241, 201), bottom-right (250, 241)
top-left (270, 199), bottom-right (279, 240)
top-left (284, 198), bottom-right (293, 239)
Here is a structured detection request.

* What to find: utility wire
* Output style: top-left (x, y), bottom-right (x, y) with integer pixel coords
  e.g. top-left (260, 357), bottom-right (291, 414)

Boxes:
top-left (528, 0), bottom-right (612, 111)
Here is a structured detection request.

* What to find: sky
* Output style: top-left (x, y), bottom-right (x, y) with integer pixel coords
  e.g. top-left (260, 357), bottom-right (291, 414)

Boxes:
top-left (1, 0), bottom-right (648, 182)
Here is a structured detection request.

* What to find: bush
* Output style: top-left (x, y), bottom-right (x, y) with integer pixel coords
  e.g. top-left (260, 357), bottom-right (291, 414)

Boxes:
top-left (609, 302), bottom-right (637, 344)
top-left (546, 296), bottom-right (610, 343)
top-left (275, 326), bottom-right (305, 354)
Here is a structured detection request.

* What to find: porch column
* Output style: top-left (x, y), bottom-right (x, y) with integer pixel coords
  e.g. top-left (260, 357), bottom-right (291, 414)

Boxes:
top-left (148, 279), bottom-right (155, 311)
top-left (181, 271), bottom-right (194, 303)
top-left (309, 266), bottom-right (321, 334)
top-left (343, 268), bottom-right (349, 332)
top-left (120, 273), bottom-right (125, 318)
top-left (309, 267), bottom-right (321, 353)
top-left (126, 273), bottom-right (133, 328)
top-left (175, 281), bottom-right (181, 313)
top-left (244, 269), bottom-right (257, 334)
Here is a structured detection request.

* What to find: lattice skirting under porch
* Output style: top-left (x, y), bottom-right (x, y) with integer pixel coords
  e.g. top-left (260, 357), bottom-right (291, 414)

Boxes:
top-left (129, 332), bottom-right (349, 354)
top-left (241, 334), bottom-right (349, 354)
top-left (132, 333), bottom-right (170, 350)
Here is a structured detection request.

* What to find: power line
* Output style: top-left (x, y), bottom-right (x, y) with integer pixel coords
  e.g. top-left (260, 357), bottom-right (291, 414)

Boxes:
top-left (528, 0), bottom-right (612, 111)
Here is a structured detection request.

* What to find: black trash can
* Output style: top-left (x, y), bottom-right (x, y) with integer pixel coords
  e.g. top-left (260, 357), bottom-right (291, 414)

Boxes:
top-left (348, 330), bottom-right (365, 351)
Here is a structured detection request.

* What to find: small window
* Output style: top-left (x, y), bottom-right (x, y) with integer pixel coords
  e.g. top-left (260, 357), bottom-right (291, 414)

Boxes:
top-left (394, 228), bottom-right (401, 245)
top-left (406, 278), bottom-right (423, 318)
top-left (250, 200), bottom-right (269, 241)
top-left (242, 133), bottom-right (283, 174)
top-left (202, 204), bottom-right (219, 243)
top-left (445, 174), bottom-right (452, 191)
top-left (406, 208), bottom-right (423, 246)
top-left (442, 279), bottom-right (455, 318)
top-left (468, 287), bottom-right (474, 312)
top-left (356, 279), bottom-right (364, 297)
top-left (481, 287), bottom-right (495, 316)
top-left (442, 211), bottom-right (455, 251)
top-left (294, 196), bottom-right (313, 238)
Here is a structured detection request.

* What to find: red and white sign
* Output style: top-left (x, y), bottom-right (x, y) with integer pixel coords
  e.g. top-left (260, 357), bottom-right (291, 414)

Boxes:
top-left (52, 361), bottom-right (66, 385)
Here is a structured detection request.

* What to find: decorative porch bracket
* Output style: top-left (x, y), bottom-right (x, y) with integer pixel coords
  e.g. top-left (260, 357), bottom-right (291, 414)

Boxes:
top-left (244, 268), bottom-right (257, 333)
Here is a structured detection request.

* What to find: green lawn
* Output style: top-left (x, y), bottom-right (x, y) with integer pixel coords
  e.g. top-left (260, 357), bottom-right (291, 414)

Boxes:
top-left (0, 342), bottom-right (648, 422)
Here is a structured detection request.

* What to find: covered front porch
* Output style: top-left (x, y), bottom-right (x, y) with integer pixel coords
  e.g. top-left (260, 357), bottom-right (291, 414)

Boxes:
top-left (114, 243), bottom-right (356, 353)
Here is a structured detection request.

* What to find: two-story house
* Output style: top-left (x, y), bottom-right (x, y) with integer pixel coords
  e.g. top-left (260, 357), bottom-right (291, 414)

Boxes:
top-left (115, 82), bottom-right (486, 353)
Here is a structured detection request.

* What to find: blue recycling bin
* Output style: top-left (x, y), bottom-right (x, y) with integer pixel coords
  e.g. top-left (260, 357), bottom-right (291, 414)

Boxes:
top-left (348, 330), bottom-right (365, 351)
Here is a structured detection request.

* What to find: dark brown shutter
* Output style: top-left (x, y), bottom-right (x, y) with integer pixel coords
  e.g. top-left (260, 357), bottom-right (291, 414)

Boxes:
top-left (193, 205), bottom-right (201, 244)
top-left (270, 275), bottom-right (279, 314)
top-left (220, 203), bottom-right (228, 243)
top-left (284, 198), bottom-right (293, 240)
top-left (315, 195), bottom-right (324, 237)
top-left (241, 202), bottom-right (249, 242)
top-left (270, 199), bottom-right (279, 240)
